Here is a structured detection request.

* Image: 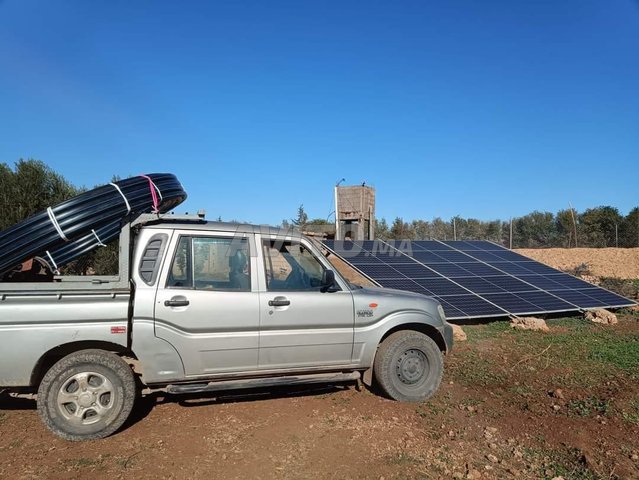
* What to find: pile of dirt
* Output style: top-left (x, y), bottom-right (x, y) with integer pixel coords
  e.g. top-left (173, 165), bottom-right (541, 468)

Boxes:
top-left (516, 248), bottom-right (639, 280)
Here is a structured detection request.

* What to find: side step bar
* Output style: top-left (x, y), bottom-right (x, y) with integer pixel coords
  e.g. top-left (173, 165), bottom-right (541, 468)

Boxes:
top-left (166, 371), bottom-right (361, 395)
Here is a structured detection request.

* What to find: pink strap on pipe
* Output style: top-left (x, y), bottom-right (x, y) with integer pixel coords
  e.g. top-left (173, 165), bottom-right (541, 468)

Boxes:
top-left (139, 175), bottom-right (160, 213)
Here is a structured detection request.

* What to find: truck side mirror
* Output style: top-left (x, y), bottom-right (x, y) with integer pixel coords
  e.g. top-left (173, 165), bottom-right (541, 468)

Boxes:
top-left (320, 270), bottom-right (339, 292)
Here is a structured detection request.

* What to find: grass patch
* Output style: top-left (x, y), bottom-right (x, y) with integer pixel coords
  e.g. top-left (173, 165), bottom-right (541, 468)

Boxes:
top-left (525, 446), bottom-right (598, 480)
top-left (385, 451), bottom-right (422, 466)
top-left (449, 316), bottom-right (639, 391)
top-left (588, 337), bottom-right (639, 375)
top-left (511, 317), bottom-right (639, 383)
top-left (508, 384), bottom-right (533, 396)
top-left (567, 397), bottom-right (610, 417)
top-left (448, 351), bottom-right (507, 387)
top-left (463, 320), bottom-right (511, 342)
top-left (62, 457), bottom-right (103, 469)
top-left (618, 307), bottom-right (639, 319)
top-left (621, 399), bottom-right (639, 425)
top-left (417, 400), bottom-right (452, 417)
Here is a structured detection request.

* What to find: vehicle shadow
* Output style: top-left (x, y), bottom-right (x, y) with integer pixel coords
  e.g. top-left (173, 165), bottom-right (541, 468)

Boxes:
top-left (122, 382), bottom-right (355, 433)
top-left (0, 382), bottom-right (357, 436)
top-left (0, 391), bottom-right (36, 410)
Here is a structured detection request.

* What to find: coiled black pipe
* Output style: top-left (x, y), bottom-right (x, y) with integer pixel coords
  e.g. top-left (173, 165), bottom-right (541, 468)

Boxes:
top-left (0, 173), bottom-right (186, 276)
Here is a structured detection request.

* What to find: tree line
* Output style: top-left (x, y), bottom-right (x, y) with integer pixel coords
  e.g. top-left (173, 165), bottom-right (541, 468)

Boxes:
top-left (374, 207), bottom-right (639, 248)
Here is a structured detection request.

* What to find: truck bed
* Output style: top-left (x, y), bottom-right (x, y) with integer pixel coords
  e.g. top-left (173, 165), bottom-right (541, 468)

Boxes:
top-left (0, 225), bottom-right (134, 387)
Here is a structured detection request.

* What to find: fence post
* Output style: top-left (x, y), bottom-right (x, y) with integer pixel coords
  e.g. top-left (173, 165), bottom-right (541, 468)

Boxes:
top-left (509, 218), bottom-right (513, 249)
top-left (569, 202), bottom-right (578, 248)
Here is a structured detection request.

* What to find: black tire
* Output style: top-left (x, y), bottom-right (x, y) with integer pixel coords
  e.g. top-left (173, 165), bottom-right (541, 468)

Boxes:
top-left (37, 349), bottom-right (137, 441)
top-left (373, 330), bottom-right (444, 402)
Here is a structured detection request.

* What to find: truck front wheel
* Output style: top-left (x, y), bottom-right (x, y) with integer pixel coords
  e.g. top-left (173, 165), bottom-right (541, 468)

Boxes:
top-left (37, 349), bottom-right (137, 441)
top-left (373, 330), bottom-right (444, 402)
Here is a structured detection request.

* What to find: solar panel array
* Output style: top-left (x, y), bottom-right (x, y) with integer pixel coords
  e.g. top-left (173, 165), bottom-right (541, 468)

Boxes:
top-left (323, 239), bottom-right (635, 320)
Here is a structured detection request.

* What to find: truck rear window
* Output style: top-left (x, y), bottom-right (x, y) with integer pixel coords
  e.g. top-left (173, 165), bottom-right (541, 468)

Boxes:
top-left (167, 236), bottom-right (251, 291)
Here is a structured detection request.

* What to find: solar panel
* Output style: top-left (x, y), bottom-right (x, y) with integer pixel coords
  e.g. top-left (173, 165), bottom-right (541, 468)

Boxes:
top-left (481, 292), bottom-right (540, 313)
top-left (411, 251), bottom-right (451, 263)
top-left (441, 295), bottom-right (507, 316)
top-left (455, 262), bottom-right (506, 277)
top-left (323, 240), bottom-right (509, 319)
top-left (453, 276), bottom-right (508, 294)
top-left (354, 264), bottom-right (403, 278)
top-left (323, 239), bottom-right (636, 320)
top-left (424, 263), bottom-right (478, 277)
top-left (414, 278), bottom-right (470, 296)
top-left (390, 264), bottom-right (441, 278)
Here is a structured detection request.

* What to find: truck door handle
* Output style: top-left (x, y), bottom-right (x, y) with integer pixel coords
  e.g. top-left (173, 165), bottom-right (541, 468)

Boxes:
top-left (165, 298), bottom-right (190, 307)
top-left (268, 297), bottom-right (290, 307)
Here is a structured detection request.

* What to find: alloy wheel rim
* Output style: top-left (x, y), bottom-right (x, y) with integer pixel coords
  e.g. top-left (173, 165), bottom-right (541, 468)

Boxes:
top-left (56, 372), bottom-right (115, 426)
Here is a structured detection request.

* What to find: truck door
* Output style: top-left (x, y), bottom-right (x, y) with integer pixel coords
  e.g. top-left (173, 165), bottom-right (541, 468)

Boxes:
top-left (258, 238), bottom-right (355, 370)
top-left (154, 232), bottom-right (260, 376)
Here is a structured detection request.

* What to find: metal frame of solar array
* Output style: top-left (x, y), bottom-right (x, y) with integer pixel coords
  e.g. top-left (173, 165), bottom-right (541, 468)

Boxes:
top-left (323, 239), bottom-right (635, 320)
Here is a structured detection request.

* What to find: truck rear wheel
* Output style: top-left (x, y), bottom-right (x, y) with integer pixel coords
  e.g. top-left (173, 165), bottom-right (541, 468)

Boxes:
top-left (37, 349), bottom-right (136, 441)
top-left (373, 330), bottom-right (443, 402)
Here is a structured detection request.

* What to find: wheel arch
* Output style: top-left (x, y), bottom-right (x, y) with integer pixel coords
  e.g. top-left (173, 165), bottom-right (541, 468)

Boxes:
top-left (380, 323), bottom-right (447, 352)
top-left (30, 341), bottom-right (138, 388)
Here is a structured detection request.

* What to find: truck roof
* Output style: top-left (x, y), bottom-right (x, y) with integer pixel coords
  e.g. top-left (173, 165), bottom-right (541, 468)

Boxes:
top-left (136, 215), bottom-right (305, 238)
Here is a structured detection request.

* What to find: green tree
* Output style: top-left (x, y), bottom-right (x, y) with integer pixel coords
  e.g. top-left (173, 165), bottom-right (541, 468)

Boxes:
top-left (485, 220), bottom-right (503, 244)
top-left (451, 217), bottom-right (484, 240)
top-left (619, 207), bottom-right (639, 248)
top-left (411, 220), bottom-right (431, 240)
top-left (389, 217), bottom-right (414, 239)
top-left (430, 217), bottom-right (452, 240)
top-left (307, 218), bottom-right (332, 225)
top-left (512, 211), bottom-right (558, 248)
top-left (555, 209), bottom-right (575, 247)
top-left (291, 204), bottom-right (308, 230)
top-left (579, 206), bottom-right (622, 247)
top-left (0, 159), bottom-right (78, 231)
top-left (375, 217), bottom-right (390, 240)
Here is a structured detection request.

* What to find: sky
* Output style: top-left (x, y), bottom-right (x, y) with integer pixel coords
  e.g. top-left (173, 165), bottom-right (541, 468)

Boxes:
top-left (0, 1), bottom-right (638, 225)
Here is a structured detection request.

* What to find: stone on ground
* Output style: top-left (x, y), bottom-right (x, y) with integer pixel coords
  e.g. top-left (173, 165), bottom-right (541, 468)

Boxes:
top-left (584, 309), bottom-right (618, 325)
top-left (451, 323), bottom-right (467, 341)
top-left (510, 317), bottom-right (549, 332)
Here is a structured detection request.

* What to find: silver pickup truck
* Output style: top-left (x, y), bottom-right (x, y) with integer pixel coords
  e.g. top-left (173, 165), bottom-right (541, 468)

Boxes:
top-left (0, 215), bottom-right (453, 441)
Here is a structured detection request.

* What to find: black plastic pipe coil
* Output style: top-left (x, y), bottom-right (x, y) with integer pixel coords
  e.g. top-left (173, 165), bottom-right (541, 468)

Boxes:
top-left (0, 173), bottom-right (187, 276)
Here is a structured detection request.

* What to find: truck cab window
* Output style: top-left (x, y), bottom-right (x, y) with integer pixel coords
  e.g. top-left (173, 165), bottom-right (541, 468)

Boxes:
top-left (262, 240), bottom-right (325, 291)
top-left (168, 236), bottom-right (250, 291)
top-left (168, 236), bottom-right (192, 288)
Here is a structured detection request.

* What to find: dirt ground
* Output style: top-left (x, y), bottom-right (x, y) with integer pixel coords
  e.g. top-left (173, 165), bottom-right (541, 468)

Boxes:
top-left (516, 248), bottom-right (639, 280)
top-left (1, 313), bottom-right (638, 480)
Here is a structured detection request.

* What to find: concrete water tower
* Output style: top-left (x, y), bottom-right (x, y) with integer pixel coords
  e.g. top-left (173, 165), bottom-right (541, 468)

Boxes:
top-left (335, 183), bottom-right (376, 241)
